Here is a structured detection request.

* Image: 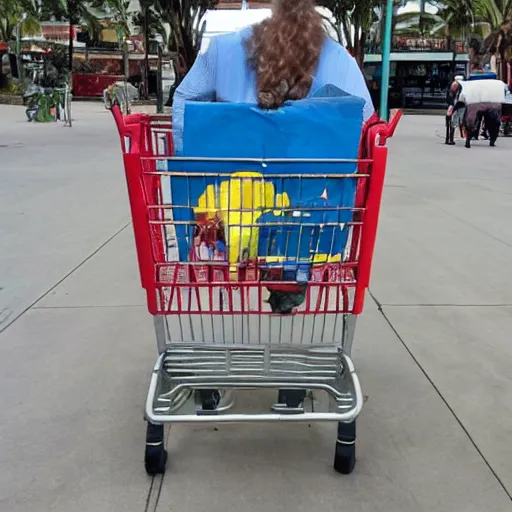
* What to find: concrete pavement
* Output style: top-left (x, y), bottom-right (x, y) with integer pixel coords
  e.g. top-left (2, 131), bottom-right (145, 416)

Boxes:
top-left (0, 103), bottom-right (130, 331)
top-left (1, 104), bottom-right (511, 511)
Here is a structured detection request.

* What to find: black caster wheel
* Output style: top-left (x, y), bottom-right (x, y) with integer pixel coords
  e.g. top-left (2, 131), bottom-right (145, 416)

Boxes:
top-left (333, 420), bottom-right (356, 475)
top-left (199, 389), bottom-right (221, 411)
top-left (145, 423), bottom-right (167, 475)
top-left (277, 389), bottom-right (307, 408)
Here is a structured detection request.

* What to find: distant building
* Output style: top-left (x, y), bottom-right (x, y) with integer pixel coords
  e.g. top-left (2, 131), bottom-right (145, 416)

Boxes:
top-left (364, 1), bottom-right (470, 110)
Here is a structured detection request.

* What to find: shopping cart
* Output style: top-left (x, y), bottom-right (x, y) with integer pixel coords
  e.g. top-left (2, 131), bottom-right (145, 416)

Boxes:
top-left (110, 103), bottom-right (401, 476)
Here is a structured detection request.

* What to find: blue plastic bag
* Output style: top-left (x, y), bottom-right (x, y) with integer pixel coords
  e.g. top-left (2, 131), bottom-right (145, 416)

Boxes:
top-left (171, 90), bottom-right (364, 265)
top-left (256, 196), bottom-right (347, 282)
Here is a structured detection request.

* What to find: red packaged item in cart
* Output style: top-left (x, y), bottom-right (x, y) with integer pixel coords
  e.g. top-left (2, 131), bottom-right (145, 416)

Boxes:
top-left (191, 212), bottom-right (227, 262)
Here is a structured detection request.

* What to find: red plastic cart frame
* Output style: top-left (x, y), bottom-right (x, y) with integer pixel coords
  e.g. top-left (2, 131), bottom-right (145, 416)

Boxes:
top-left (112, 106), bottom-right (402, 316)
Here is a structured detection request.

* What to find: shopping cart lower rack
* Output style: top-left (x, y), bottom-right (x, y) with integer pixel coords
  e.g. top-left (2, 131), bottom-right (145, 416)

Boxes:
top-left (110, 104), bottom-right (401, 476)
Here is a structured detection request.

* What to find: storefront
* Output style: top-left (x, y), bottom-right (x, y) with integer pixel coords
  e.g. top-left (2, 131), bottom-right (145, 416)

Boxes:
top-left (72, 53), bottom-right (148, 97)
top-left (364, 52), bottom-right (470, 109)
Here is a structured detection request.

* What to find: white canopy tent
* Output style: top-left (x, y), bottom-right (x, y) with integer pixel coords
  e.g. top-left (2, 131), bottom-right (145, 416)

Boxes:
top-left (201, 8), bottom-right (272, 49)
top-left (201, 7), bottom-right (340, 50)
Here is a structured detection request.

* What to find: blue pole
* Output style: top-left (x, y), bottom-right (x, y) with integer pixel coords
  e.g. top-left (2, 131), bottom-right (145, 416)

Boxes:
top-left (380, 0), bottom-right (394, 121)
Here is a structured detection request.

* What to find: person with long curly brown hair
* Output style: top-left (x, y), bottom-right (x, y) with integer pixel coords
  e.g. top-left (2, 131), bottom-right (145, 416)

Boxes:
top-left (172, 0), bottom-right (374, 153)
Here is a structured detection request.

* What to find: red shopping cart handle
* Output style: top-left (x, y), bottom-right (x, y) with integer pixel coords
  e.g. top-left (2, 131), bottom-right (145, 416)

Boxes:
top-left (386, 109), bottom-right (403, 138)
top-left (363, 110), bottom-right (402, 142)
top-left (111, 104), bottom-right (145, 128)
top-left (111, 104), bottom-right (124, 132)
top-left (111, 103), bottom-right (402, 156)
top-left (359, 110), bottom-right (402, 159)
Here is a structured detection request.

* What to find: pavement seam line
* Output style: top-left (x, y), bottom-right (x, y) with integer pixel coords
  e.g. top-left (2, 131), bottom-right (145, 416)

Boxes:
top-left (144, 473), bottom-right (165, 512)
top-left (368, 290), bottom-right (512, 502)
top-left (151, 477), bottom-right (165, 512)
top-left (143, 425), bottom-right (172, 512)
top-left (144, 478), bottom-right (156, 512)
top-left (0, 222), bottom-right (131, 335)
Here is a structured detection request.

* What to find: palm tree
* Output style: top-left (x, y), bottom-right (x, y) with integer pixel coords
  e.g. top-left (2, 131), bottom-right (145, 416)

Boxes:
top-left (40, 0), bottom-right (103, 78)
top-left (392, 11), bottom-right (441, 38)
top-left (318, 0), bottom-right (381, 66)
top-left (0, 0), bottom-right (42, 44)
top-left (476, 0), bottom-right (512, 77)
top-left (133, 0), bottom-right (166, 99)
top-left (428, 0), bottom-right (475, 52)
top-left (366, 1), bottom-right (444, 55)
top-left (153, 0), bottom-right (218, 96)
top-left (101, 0), bottom-right (133, 104)
top-left (351, 0), bottom-right (382, 66)
top-left (475, 0), bottom-right (512, 28)
top-left (1, 0), bottom-right (44, 83)
top-left (103, 0), bottom-right (131, 38)
top-left (135, 0), bottom-right (152, 99)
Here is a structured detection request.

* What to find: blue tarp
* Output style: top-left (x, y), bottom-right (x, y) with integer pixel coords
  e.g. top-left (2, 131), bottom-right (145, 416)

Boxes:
top-left (170, 91), bottom-right (365, 268)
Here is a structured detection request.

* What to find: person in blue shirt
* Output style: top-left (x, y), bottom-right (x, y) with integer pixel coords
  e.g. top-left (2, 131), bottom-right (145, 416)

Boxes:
top-left (172, 0), bottom-right (374, 153)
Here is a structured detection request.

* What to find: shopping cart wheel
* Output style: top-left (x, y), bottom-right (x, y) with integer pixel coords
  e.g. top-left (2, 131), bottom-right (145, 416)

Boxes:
top-left (277, 389), bottom-right (307, 408)
top-left (199, 389), bottom-right (221, 411)
top-left (333, 420), bottom-right (356, 475)
top-left (145, 422), bottom-right (167, 475)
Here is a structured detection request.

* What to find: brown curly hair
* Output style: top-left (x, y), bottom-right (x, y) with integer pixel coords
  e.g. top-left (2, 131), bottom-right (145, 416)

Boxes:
top-left (246, 0), bottom-right (326, 109)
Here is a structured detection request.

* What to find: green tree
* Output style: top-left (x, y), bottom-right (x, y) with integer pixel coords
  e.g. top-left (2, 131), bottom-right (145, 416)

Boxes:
top-left (103, 0), bottom-right (132, 39)
top-left (0, 0), bottom-right (42, 44)
top-left (318, 0), bottom-right (380, 67)
top-left (134, 0), bottom-right (152, 99)
top-left (153, 0), bottom-right (218, 84)
top-left (429, 0), bottom-right (476, 51)
top-left (40, 0), bottom-right (103, 74)
top-left (103, 0), bottom-right (134, 97)
top-left (133, 0), bottom-right (165, 99)
top-left (427, 0), bottom-right (511, 70)
top-left (384, 0), bottom-right (483, 53)
top-left (392, 7), bottom-right (441, 38)
top-left (475, 0), bottom-right (512, 28)
top-left (476, 0), bottom-right (512, 77)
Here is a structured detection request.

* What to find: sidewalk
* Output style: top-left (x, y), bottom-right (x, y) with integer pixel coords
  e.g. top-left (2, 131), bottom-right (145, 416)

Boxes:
top-left (1, 104), bottom-right (512, 511)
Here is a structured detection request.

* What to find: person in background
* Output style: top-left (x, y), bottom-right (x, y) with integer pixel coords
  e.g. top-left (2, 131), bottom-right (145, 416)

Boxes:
top-left (468, 38), bottom-right (484, 74)
top-left (171, 0), bottom-right (374, 154)
top-left (445, 78), bottom-right (465, 145)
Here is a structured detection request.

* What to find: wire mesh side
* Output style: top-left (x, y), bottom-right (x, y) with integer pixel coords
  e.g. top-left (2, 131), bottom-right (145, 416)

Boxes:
top-left (142, 159), bottom-right (367, 316)
top-left (127, 118), bottom-right (379, 318)
top-left (157, 312), bottom-right (357, 347)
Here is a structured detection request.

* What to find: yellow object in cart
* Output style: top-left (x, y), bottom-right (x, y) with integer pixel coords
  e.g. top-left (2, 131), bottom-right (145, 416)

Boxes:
top-left (195, 172), bottom-right (290, 277)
